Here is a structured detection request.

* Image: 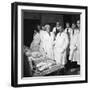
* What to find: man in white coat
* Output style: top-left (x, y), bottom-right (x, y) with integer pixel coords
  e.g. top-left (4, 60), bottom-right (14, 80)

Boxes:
top-left (54, 26), bottom-right (69, 65)
top-left (40, 24), bottom-right (54, 59)
top-left (69, 21), bottom-right (80, 65)
top-left (52, 22), bottom-right (62, 39)
top-left (64, 22), bottom-right (73, 42)
top-left (69, 23), bottom-right (76, 61)
top-left (64, 22), bottom-right (73, 61)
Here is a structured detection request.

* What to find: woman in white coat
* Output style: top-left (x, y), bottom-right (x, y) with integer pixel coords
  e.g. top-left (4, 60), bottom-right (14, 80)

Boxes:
top-left (30, 25), bottom-right (41, 52)
top-left (54, 27), bottom-right (69, 65)
top-left (40, 24), bottom-right (54, 59)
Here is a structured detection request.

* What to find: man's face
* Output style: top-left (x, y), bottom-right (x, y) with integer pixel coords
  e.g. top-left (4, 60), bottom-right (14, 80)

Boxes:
top-left (56, 22), bottom-right (60, 27)
top-left (58, 27), bottom-right (63, 32)
top-left (66, 23), bottom-right (70, 28)
top-left (77, 20), bottom-right (80, 28)
top-left (72, 23), bottom-right (76, 29)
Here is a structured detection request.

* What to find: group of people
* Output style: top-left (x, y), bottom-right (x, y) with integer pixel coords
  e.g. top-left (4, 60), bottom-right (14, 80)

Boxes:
top-left (29, 20), bottom-right (80, 68)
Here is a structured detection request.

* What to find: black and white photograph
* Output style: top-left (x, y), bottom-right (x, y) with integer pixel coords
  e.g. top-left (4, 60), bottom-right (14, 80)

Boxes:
top-left (11, 2), bottom-right (88, 87)
top-left (23, 10), bottom-right (80, 77)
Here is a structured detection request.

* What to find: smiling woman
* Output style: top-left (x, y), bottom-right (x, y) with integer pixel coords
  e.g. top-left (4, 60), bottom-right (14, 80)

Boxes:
top-left (11, 2), bottom-right (88, 87)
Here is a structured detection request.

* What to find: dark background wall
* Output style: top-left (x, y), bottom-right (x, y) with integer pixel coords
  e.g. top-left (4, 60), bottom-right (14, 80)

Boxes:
top-left (63, 14), bottom-right (80, 28)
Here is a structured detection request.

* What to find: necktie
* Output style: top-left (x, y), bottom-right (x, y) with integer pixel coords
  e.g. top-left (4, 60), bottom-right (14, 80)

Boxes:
top-left (55, 28), bottom-right (59, 36)
top-left (54, 28), bottom-right (59, 40)
top-left (67, 28), bottom-right (70, 42)
top-left (67, 28), bottom-right (70, 59)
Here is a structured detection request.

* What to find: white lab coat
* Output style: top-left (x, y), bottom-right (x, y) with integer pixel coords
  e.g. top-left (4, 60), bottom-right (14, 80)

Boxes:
top-left (40, 30), bottom-right (54, 59)
top-left (69, 29), bottom-right (80, 64)
top-left (64, 28), bottom-right (73, 39)
top-left (54, 32), bottom-right (69, 65)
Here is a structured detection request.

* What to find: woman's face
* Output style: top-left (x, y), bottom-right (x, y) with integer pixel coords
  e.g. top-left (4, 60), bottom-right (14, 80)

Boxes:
top-left (46, 25), bottom-right (50, 33)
